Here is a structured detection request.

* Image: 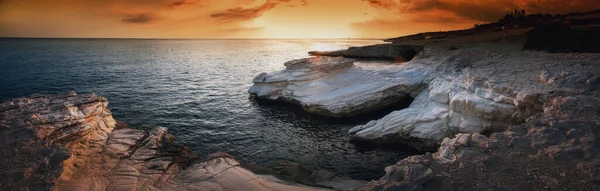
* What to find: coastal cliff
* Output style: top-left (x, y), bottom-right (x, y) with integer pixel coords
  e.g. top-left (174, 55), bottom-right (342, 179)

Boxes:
top-left (355, 48), bottom-right (600, 190)
top-left (2, 10), bottom-right (600, 191)
top-left (0, 92), bottom-right (364, 191)
top-left (248, 14), bottom-right (600, 190)
top-left (350, 46), bottom-right (599, 150)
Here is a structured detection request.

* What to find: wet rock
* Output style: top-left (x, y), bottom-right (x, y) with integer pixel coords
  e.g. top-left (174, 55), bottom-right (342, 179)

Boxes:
top-left (272, 160), bottom-right (316, 185)
top-left (361, 159), bottom-right (434, 191)
top-left (271, 160), bottom-right (367, 190)
top-left (313, 173), bottom-right (367, 190)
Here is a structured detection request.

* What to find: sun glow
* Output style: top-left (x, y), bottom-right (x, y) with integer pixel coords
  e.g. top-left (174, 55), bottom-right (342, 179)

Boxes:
top-left (262, 25), bottom-right (355, 39)
top-left (1, 0), bottom-right (597, 38)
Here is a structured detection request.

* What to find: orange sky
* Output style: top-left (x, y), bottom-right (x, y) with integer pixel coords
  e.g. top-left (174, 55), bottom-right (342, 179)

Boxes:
top-left (0, 0), bottom-right (598, 38)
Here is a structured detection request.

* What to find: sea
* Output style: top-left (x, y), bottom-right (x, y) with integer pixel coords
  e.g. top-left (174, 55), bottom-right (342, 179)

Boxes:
top-left (0, 38), bottom-right (417, 180)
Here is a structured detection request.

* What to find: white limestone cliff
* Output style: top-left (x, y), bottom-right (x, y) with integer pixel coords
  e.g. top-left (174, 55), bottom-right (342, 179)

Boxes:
top-left (249, 57), bottom-right (428, 117)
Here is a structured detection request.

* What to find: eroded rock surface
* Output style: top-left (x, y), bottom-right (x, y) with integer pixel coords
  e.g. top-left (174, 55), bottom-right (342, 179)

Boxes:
top-left (362, 95), bottom-right (600, 190)
top-left (248, 56), bottom-right (428, 117)
top-left (0, 92), bottom-right (116, 190)
top-left (269, 160), bottom-right (367, 190)
top-left (345, 43), bottom-right (600, 190)
top-left (350, 46), bottom-right (600, 151)
top-left (0, 92), bottom-right (334, 191)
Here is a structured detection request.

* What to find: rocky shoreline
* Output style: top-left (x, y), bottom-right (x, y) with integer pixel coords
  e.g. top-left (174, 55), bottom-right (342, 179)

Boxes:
top-left (0, 92), bottom-right (364, 190)
top-left (248, 22), bottom-right (600, 190)
top-left (3, 12), bottom-right (600, 190)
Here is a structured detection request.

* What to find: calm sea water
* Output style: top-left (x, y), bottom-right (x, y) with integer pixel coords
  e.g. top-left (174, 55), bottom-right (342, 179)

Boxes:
top-left (0, 38), bottom-right (417, 180)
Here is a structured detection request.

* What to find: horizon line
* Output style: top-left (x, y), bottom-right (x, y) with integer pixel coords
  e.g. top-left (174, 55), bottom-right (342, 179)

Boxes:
top-left (0, 37), bottom-right (385, 41)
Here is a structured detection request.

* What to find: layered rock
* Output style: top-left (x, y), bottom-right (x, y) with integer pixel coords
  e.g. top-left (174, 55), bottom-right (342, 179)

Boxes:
top-left (0, 92), bottom-right (116, 190)
top-left (249, 56), bottom-right (428, 117)
top-left (0, 92), bottom-right (341, 191)
top-left (349, 72), bottom-right (527, 150)
top-left (344, 42), bottom-right (600, 190)
top-left (308, 44), bottom-right (423, 61)
top-left (362, 92), bottom-right (600, 190)
top-left (349, 45), bottom-right (599, 150)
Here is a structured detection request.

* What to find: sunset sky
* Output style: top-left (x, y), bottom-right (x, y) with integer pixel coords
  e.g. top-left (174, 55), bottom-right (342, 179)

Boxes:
top-left (0, 0), bottom-right (598, 38)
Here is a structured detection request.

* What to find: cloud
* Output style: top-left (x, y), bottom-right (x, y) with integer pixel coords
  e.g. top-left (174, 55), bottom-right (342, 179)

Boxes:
top-left (122, 13), bottom-right (156, 23)
top-left (168, 0), bottom-right (201, 8)
top-left (210, 0), bottom-right (309, 22)
top-left (361, 0), bottom-right (400, 10)
top-left (518, 0), bottom-right (600, 15)
top-left (169, 1), bottom-right (187, 7)
top-left (210, 1), bottom-right (279, 22)
top-left (353, 0), bottom-right (600, 38)
top-left (361, 0), bottom-right (515, 22)
top-left (0, 0), bottom-right (8, 9)
top-left (362, 0), bottom-right (600, 22)
top-left (300, 0), bottom-right (309, 6)
top-left (287, 0), bottom-right (309, 7)
top-left (351, 9), bottom-right (475, 38)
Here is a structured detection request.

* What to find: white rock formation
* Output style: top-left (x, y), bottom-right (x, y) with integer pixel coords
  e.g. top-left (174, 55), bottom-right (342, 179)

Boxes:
top-left (348, 46), bottom-right (586, 150)
top-left (249, 57), bottom-right (428, 117)
top-left (349, 72), bottom-right (529, 149)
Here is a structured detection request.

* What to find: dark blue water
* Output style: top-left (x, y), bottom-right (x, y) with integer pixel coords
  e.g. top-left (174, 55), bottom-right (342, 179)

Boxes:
top-left (0, 38), bottom-right (417, 180)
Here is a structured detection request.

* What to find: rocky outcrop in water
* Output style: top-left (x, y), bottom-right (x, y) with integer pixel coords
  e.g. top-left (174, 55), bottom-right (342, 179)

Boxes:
top-left (0, 92), bottom-right (354, 191)
top-left (308, 44), bottom-right (423, 61)
top-left (249, 57), bottom-right (427, 117)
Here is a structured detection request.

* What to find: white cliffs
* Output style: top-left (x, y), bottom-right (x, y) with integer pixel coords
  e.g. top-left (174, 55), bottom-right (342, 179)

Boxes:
top-left (249, 57), bottom-right (428, 117)
top-left (348, 46), bottom-right (600, 150)
top-left (349, 72), bottom-right (523, 150)
top-left (250, 42), bottom-right (599, 152)
top-left (248, 46), bottom-right (532, 149)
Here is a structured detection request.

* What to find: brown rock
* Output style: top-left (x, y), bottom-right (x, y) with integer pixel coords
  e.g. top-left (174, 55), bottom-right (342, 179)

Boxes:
top-left (0, 92), bottom-right (331, 191)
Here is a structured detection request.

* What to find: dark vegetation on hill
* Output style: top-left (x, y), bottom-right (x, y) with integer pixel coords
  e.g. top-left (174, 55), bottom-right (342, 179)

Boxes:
top-left (523, 24), bottom-right (600, 53)
top-left (385, 10), bottom-right (600, 53)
